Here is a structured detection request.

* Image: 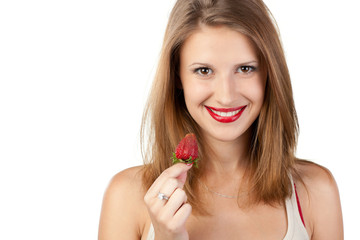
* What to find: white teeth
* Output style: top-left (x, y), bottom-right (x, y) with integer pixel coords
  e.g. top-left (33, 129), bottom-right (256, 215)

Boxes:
top-left (211, 109), bottom-right (242, 117)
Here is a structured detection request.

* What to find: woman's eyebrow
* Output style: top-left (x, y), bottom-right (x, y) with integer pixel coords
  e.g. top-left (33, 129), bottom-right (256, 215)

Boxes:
top-left (188, 62), bottom-right (215, 68)
top-left (188, 60), bottom-right (258, 68)
top-left (238, 60), bottom-right (258, 65)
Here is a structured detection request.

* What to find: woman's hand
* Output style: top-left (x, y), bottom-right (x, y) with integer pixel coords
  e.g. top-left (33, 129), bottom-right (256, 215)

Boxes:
top-left (144, 163), bottom-right (193, 240)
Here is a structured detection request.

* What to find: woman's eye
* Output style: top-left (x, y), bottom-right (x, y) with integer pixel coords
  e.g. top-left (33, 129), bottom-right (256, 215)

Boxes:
top-left (237, 66), bottom-right (255, 74)
top-left (195, 67), bottom-right (213, 76)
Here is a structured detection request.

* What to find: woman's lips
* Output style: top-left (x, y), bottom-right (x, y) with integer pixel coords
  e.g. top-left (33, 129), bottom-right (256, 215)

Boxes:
top-left (205, 105), bottom-right (247, 123)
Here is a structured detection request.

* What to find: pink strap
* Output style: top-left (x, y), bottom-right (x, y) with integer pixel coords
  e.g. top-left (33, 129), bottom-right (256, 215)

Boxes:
top-left (294, 183), bottom-right (306, 227)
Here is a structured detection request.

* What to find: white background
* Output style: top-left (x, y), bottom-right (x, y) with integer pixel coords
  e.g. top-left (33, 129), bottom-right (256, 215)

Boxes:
top-left (0, 0), bottom-right (358, 239)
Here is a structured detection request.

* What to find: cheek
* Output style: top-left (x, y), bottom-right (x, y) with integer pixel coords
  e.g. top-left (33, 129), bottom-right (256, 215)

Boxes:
top-left (241, 77), bottom-right (266, 104)
top-left (182, 80), bottom-right (212, 107)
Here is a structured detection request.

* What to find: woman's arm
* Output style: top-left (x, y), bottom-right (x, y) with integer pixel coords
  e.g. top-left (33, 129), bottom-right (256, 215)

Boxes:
top-left (298, 162), bottom-right (344, 240)
top-left (98, 167), bottom-right (146, 240)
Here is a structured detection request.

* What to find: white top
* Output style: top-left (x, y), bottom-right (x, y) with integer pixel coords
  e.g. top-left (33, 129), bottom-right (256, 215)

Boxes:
top-left (146, 175), bottom-right (309, 240)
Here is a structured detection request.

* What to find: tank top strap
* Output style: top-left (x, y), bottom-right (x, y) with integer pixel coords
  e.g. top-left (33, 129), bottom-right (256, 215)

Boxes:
top-left (283, 173), bottom-right (310, 240)
top-left (146, 223), bottom-right (155, 240)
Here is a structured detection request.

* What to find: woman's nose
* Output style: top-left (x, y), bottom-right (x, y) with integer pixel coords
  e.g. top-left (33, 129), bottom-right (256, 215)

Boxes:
top-left (214, 74), bottom-right (237, 106)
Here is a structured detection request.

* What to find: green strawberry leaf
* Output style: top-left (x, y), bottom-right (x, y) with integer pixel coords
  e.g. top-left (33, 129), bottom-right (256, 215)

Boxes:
top-left (171, 152), bottom-right (199, 168)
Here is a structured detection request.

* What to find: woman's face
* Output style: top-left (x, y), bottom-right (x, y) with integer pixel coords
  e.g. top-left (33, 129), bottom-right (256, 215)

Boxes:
top-left (179, 25), bottom-right (267, 143)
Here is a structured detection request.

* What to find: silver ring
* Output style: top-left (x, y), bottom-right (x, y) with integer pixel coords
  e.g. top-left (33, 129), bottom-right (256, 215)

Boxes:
top-left (157, 192), bottom-right (169, 201)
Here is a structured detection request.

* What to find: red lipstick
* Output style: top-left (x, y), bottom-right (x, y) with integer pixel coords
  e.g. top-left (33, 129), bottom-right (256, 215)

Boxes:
top-left (205, 105), bottom-right (247, 123)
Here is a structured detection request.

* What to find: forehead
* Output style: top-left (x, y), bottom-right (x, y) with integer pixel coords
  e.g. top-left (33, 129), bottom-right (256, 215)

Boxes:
top-left (180, 25), bottom-right (259, 64)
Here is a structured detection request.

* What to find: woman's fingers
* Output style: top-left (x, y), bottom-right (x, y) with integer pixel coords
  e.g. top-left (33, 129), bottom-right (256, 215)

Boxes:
top-left (155, 189), bottom-right (191, 235)
top-left (145, 163), bottom-right (192, 202)
top-left (171, 203), bottom-right (192, 229)
top-left (150, 178), bottom-right (183, 212)
top-left (144, 163), bottom-right (193, 239)
top-left (153, 163), bottom-right (192, 188)
top-left (160, 188), bottom-right (188, 219)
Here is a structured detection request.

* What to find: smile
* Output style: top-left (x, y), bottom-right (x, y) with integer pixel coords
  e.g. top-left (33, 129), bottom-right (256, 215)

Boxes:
top-left (205, 105), bottom-right (247, 123)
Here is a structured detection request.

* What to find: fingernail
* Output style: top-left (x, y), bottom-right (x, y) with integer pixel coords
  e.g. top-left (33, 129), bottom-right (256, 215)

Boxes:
top-left (186, 163), bottom-right (193, 166)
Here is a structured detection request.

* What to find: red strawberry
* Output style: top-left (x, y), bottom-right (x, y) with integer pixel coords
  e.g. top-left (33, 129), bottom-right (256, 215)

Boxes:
top-left (172, 133), bottom-right (199, 168)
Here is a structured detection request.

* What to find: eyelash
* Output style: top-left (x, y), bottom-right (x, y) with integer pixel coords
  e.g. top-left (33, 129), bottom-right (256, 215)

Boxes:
top-left (193, 66), bottom-right (256, 76)
top-left (194, 67), bottom-right (213, 76)
top-left (237, 66), bottom-right (256, 74)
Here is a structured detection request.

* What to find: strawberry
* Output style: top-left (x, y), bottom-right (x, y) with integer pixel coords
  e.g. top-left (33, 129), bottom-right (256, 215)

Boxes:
top-left (172, 133), bottom-right (199, 168)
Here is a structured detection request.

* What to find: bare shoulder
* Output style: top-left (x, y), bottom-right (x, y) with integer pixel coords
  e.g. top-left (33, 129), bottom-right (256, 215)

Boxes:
top-left (107, 166), bottom-right (146, 192)
top-left (98, 166), bottom-right (148, 240)
top-left (294, 160), bottom-right (344, 240)
top-left (295, 160), bottom-right (335, 190)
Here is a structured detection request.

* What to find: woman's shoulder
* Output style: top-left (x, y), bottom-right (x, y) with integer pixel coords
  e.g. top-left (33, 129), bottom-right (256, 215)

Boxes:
top-left (105, 165), bottom-right (148, 206)
top-left (98, 166), bottom-right (148, 239)
top-left (109, 165), bottom-right (145, 188)
top-left (104, 166), bottom-right (147, 203)
top-left (293, 159), bottom-right (340, 207)
top-left (293, 159), bottom-right (343, 239)
top-left (294, 159), bottom-right (334, 187)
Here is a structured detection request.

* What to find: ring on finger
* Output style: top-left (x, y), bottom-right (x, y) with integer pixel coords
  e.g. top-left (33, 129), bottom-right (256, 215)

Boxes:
top-left (157, 192), bottom-right (169, 201)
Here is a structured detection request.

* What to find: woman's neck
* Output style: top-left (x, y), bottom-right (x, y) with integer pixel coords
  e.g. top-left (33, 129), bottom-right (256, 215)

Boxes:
top-left (203, 127), bottom-right (252, 178)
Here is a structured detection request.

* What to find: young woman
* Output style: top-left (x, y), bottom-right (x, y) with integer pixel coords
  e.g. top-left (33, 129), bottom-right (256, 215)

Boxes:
top-left (98, 0), bottom-right (343, 239)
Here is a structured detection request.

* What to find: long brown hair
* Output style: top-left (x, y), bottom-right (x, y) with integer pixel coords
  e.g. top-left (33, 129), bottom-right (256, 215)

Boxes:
top-left (141, 0), bottom-right (301, 213)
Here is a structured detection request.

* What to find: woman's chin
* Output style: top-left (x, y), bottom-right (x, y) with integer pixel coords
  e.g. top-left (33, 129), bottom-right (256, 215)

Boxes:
top-left (202, 127), bottom-right (250, 144)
